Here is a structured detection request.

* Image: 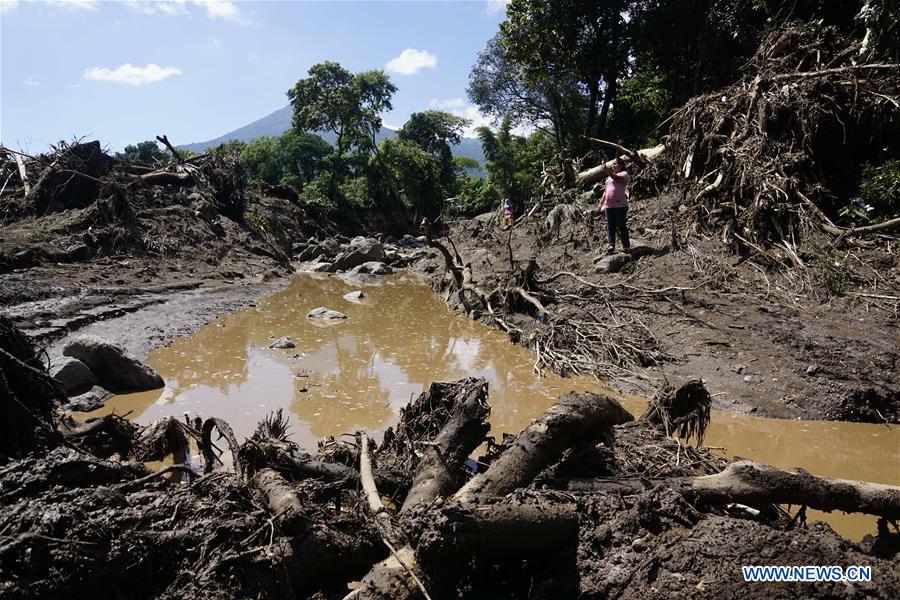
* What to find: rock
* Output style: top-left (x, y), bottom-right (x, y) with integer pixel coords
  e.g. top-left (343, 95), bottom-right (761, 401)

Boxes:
top-left (732, 364), bottom-right (746, 374)
top-left (743, 375), bottom-right (754, 383)
top-left (349, 261), bottom-right (393, 276)
top-left (308, 261), bottom-right (332, 272)
top-left (269, 336), bottom-right (296, 349)
top-left (63, 385), bottom-right (113, 412)
top-left (59, 242), bottom-right (91, 263)
top-left (806, 364), bottom-right (820, 376)
top-left (63, 335), bottom-right (164, 392)
top-left (326, 238), bottom-right (385, 272)
top-left (307, 307), bottom-right (348, 321)
top-left (343, 291), bottom-right (365, 302)
top-left (296, 245), bottom-right (319, 261)
top-left (318, 238), bottom-right (342, 257)
top-left (291, 242), bottom-right (308, 256)
top-left (592, 253), bottom-right (632, 274)
top-left (50, 357), bottom-right (98, 396)
top-left (627, 245), bottom-right (657, 260)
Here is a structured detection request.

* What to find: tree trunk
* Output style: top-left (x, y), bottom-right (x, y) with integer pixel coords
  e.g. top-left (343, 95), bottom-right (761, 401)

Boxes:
top-left (565, 460), bottom-right (900, 519)
top-left (252, 468), bottom-right (306, 534)
top-left (400, 380), bottom-right (490, 514)
top-left (455, 392), bottom-right (633, 502)
top-left (417, 498), bottom-right (578, 562)
top-left (575, 144), bottom-right (667, 188)
top-left (597, 74), bottom-right (618, 135)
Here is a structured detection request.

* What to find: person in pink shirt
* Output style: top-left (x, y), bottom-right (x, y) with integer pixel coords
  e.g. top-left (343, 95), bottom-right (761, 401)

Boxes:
top-left (597, 157), bottom-right (631, 254)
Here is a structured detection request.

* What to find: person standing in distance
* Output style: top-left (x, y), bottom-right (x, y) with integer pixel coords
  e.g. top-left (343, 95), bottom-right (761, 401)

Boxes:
top-left (597, 158), bottom-right (631, 255)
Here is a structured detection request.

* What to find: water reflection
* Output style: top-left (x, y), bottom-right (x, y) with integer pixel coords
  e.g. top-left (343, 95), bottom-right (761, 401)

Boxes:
top-left (97, 273), bottom-right (899, 541)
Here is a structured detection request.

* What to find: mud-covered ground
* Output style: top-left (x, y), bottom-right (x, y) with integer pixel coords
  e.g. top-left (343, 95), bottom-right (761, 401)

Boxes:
top-left (412, 194), bottom-right (899, 423)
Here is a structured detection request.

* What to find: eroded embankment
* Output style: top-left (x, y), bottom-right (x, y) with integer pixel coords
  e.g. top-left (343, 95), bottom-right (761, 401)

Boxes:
top-left (1, 325), bottom-right (899, 599)
top-left (410, 204), bottom-right (899, 425)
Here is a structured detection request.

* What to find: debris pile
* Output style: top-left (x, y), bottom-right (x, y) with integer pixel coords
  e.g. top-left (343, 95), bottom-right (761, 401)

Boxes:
top-left (1, 319), bottom-right (898, 598)
top-left (0, 139), bottom-right (325, 271)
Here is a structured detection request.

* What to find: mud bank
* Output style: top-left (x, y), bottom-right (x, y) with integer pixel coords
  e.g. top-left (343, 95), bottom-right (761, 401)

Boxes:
top-left (410, 203), bottom-right (899, 424)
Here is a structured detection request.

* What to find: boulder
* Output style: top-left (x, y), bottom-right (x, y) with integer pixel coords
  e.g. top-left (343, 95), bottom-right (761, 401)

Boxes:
top-left (326, 238), bottom-right (385, 272)
top-left (297, 245), bottom-right (320, 261)
top-left (349, 261), bottom-right (393, 276)
top-left (307, 307), bottom-right (348, 321)
top-left (63, 335), bottom-right (164, 392)
top-left (318, 238), bottom-right (341, 257)
top-left (50, 356), bottom-right (97, 396)
top-left (308, 261), bottom-right (332, 272)
top-left (343, 291), bottom-right (365, 302)
top-left (63, 385), bottom-right (113, 413)
top-left (269, 336), bottom-right (296, 349)
top-left (593, 253), bottom-right (632, 274)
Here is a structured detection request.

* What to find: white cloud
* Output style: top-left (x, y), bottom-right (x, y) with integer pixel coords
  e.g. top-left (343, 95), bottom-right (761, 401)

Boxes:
top-left (192, 0), bottom-right (249, 24)
top-left (209, 35), bottom-right (221, 48)
top-left (83, 63), bottom-right (182, 86)
top-left (429, 98), bottom-right (492, 138)
top-left (485, 0), bottom-right (509, 16)
top-left (0, 1), bottom-right (20, 14)
top-left (123, 0), bottom-right (248, 23)
top-left (385, 48), bottom-right (437, 76)
top-left (123, 1), bottom-right (188, 16)
top-left (24, 74), bottom-right (40, 88)
top-left (65, 83), bottom-right (82, 89)
top-left (48, 0), bottom-right (98, 9)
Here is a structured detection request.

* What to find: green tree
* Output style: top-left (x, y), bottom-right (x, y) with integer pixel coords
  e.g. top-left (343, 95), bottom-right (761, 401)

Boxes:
top-left (373, 138), bottom-right (446, 219)
top-left (398, 110), bottom-right (470, 192)
top-left (287, 61), bottom-right (396, 203)
top-left (468, 34), bottom-right (586, 150)
top-left (115, 140), bottom-right (168, 165)
top-left (500, 0), bottom-right (631, 139)
top-left (278, 131), bottom-right (332, 185)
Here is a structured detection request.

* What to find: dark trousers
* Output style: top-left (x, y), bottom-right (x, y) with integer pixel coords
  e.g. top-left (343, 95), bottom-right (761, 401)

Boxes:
top-left (606, 206), bottom-right (630, 249)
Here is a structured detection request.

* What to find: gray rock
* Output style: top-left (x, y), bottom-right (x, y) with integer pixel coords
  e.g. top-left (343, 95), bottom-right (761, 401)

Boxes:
top-left (308, 261), bottom-right (332, 272)
top-left (592, 253), bottom-right (632, 274)
top-left (63, 335), bottom-right (164, 392)
top-left (297, 245), bottom-right (319, 261)
top-left (269, 336), bottom-right (296, 349)
top-left (806, 364), bottom-right (820, 376)
top-left (349, 261), bottom-right (393, 276)
top-left (343, 291), bottom-right (365, 302)
top-left (50, 356), bottom-right (98, 396)
top-left (64, 385), bottom-right (113, 412)
top-left (307, 307), bottom-right (348, 321)
top-left (627, 245), bottom-right (657, 260)
top-left (326, 238), bottom-right (385, 272)
top-left (59, 242), bottom-right (91, 263)
top-left (318, 238), bottom-right (341, 258)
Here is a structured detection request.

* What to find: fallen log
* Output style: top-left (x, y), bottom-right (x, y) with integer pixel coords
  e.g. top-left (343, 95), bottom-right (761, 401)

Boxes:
top-left (455, 392), bottom-right (634, 502)
top-left (565, 460), bottom-right (900, 519)
top-left (575, 144), bottom-right (666, 188)
top-left (400, 379), bottom-right (490, 513)
top-left (417, 498), bottom-right (579, 562)
top-left (12, 152), bottom-right (31, 196)
top-left (353, 380), bottom-right (491, 600)
top-left (252, 468), bottom-right (306, 534)
top-left (354, 432), bottom-right (432, 600)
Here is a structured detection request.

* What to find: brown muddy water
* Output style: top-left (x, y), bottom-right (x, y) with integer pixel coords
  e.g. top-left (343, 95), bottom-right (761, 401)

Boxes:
top-left (94, 273), bottom-right (899, 541)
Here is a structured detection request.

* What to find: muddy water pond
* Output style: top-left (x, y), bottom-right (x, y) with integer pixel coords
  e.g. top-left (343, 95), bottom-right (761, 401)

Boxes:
top-left (97, 273), bottom-right (898, 541)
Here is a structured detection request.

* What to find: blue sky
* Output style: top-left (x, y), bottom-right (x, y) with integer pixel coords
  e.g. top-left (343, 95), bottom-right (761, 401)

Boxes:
top-left (1, 0), bottom-right (508, 152)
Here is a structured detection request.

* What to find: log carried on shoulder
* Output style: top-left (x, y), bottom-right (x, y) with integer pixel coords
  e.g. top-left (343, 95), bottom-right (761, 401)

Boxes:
top-left (575, 142), bottom-right (667, 188)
